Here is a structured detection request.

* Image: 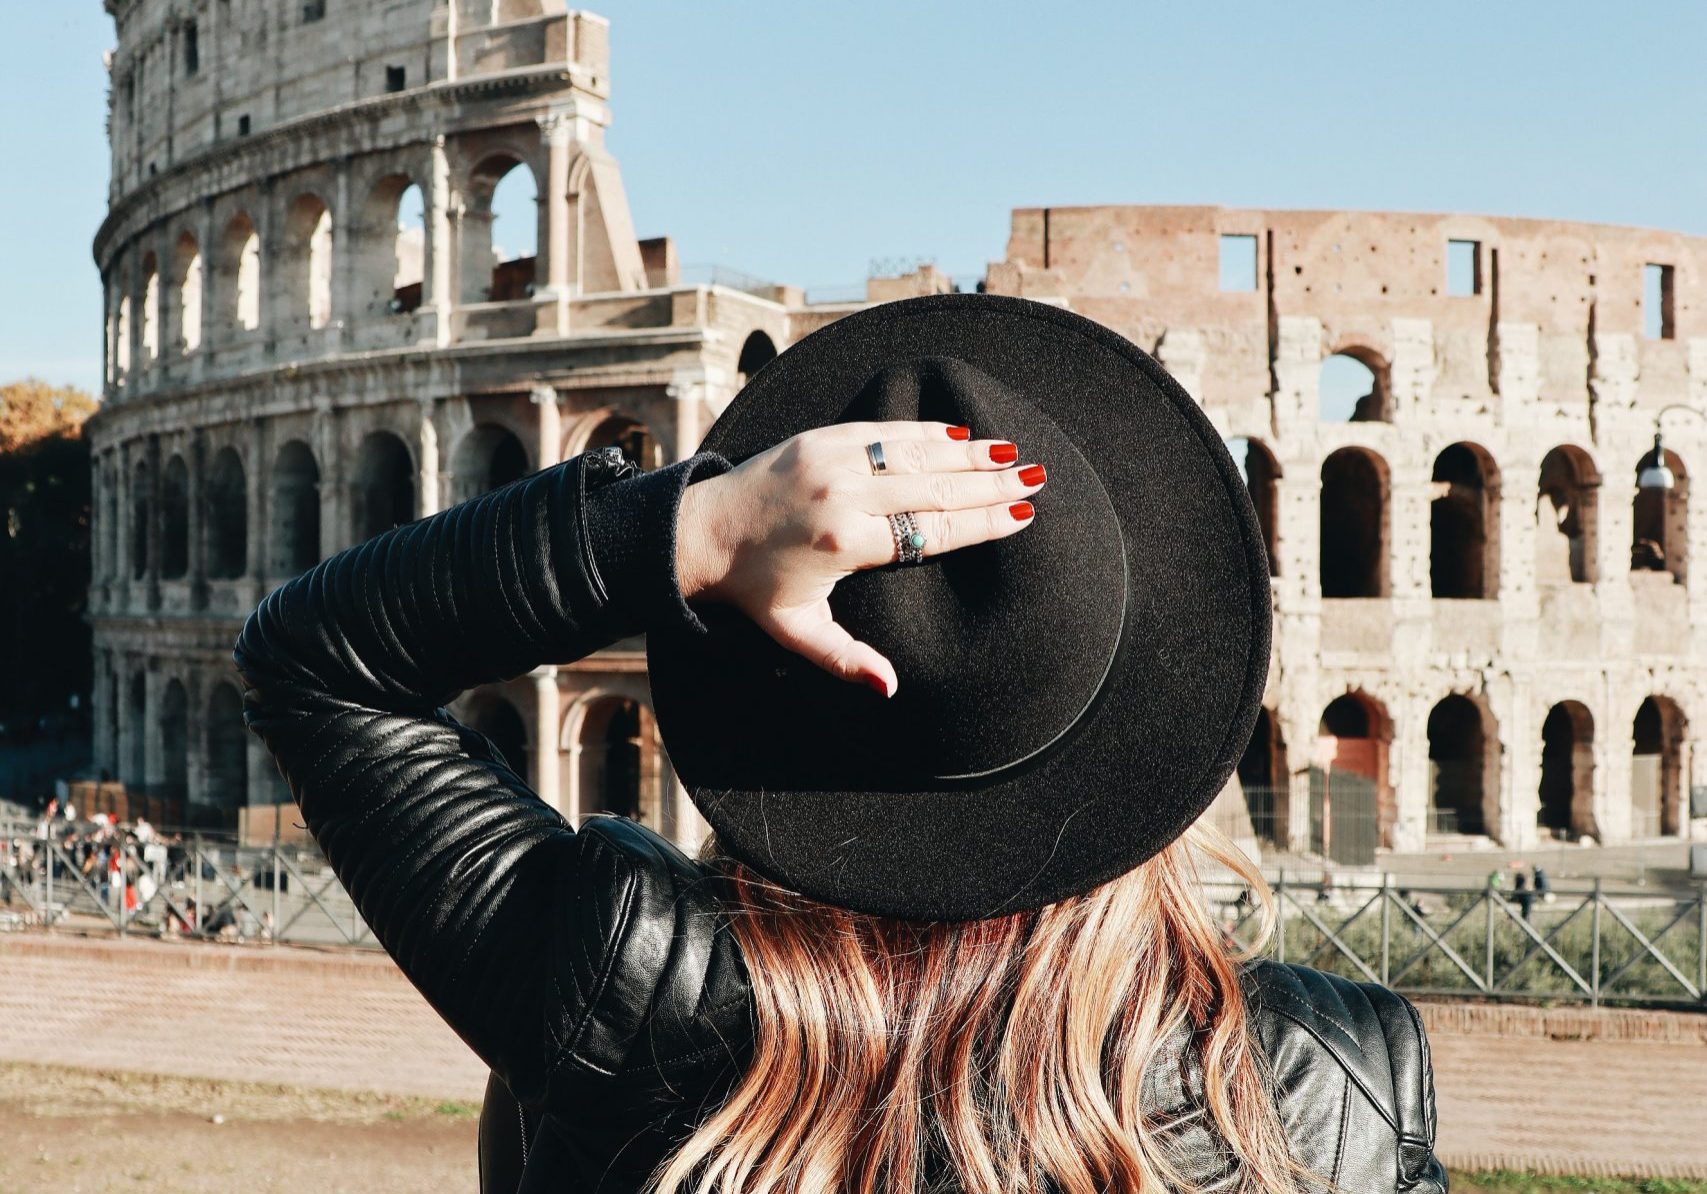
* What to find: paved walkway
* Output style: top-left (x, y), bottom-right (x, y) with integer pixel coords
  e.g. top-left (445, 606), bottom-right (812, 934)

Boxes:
top-left (3, 932), bottom-right (1704, 1177)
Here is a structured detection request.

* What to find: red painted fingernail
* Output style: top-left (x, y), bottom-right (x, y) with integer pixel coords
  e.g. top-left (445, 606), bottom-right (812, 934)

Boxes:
top-left (946, 425), bottom-right (971, 440)
top-left (990, 442), bottom-right (1018, 464)
top-left (1018, 464), bottom-right (1046, 486)
top-left (862, 672), bottom-right (889, 697)
top-left (1010, 501), bottom-right (1035, 521)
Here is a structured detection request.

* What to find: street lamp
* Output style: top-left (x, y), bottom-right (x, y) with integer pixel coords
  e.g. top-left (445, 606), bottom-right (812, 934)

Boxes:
top-left (1636, 404), bottom-right (1707, 491)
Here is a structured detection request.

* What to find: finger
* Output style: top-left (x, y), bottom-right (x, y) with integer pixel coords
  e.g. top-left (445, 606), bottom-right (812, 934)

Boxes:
top-left (814, 420), bottom-right (974, 445)
top-left (859, 437), bottom-right (1020, 477)
top-left (906, 500), bottom-right (1038, 559)
top-left (759, 601), bottom-right (899, 698)
top-left (863, 462), bottom-right (1046, 514)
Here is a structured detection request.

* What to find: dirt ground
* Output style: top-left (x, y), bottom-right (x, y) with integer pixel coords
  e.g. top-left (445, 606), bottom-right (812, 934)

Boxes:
top-left (0, 1061), bottom-right (476, 1194)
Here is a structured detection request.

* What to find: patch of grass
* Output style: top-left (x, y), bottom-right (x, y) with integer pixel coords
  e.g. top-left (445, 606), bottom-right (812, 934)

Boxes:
top-left (1452, 1170), bottom-right (1707, 1194)
top-left (434, 1100), bottom-right (478, 1119)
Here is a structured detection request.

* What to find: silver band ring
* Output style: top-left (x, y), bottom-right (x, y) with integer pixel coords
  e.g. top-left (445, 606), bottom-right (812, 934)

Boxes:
top-left (865, 441), bottom-right (888, 475)
top-left (888, 511), bottom-right (927, 565)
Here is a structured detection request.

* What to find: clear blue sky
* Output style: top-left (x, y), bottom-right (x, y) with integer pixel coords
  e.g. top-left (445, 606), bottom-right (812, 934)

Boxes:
top-left (4, 1), bottom-right (1704, 398)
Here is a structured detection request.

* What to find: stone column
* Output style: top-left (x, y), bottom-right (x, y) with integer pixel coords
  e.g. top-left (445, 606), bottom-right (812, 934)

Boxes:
top-left (311, 396), bottom-right (341, 556)
top-left (332, 160), bottom-right (353, 351)
top-left (117, 441), bottom-right (134, 612)
top-left (532, 667), bottom-right (562, 813)
top-left (92, 648), bottom-right (113, 780)
top-left (418, 398), bottom-right (442, 517)
top-left (246, 419), bottom-right (269, 607)
top-left (428, 135), bottom-right (455, 347)
top-left (142, 664), bottom-right (163, 800)
top-left (667, 369), bottom-right (709, 463)
top-left (539, 111), bottom-right (575, 335)
top-left (531, 385), bottom-right (562, 471)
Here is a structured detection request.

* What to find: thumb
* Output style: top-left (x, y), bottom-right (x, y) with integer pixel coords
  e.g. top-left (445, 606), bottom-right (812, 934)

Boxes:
top-left (759, 601), bottom-right (898, 698)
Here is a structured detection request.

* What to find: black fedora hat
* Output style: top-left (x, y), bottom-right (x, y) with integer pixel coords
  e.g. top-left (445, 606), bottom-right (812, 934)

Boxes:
top-left (645, 293), bottom-right (1270, 921)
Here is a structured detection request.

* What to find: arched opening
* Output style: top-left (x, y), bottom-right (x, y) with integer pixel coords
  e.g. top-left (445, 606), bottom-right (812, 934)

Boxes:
top-left (223, 212), bottom-right (261, 332)
top-left (394, 182), bottom-right (425, 311)
top-left (1632, 447), bottom-right (1689, 583)
top-left (115, 293), bottom-right (132, 376)
top-left (361, 175), bottom-right (426, 315)
top-left (1430, 443), bottom-right (1499, 599)
top-left (126, 672), bottom-right (146, 789)
top-left (159, 679), bottom-right (188, 809)
top-left (736, 330), bottom-right (778, 386)
top-left (1320, 448), bottom-right (1388, 597)
top-left (140, 252), bottom-right (160, 365)
top-left (450, 424), bottom-right (529, 503)
top-left (283, 194), bottom-right (334, 331)
top-left (584, 415), bottom-right (662, 471)
top-left (1318, 350), bottom-right (1387, 422)
top-left (1631, 696), bottom-right (1687, 838)
top-left (1236, 707), bottom-right (1288, 845)
top-left (461, 156), bottom-right (538, 304)
top-left (1539, 701), bottom-right (1597, 841)
top-left (1536, 446), bottom-right (1599, 585)
top-left (1427, 694), bottom-right (1496, 837)
top-left (270, 440), bottom-right (321, 577)
top-left (161, 454), bottom-right (189, 580)
top-left (175, 232), bottom-right (203, 354)
top-left (1312, 692), bottom-right (1392, 860)
top-left (351, 431), bottom-right (415, 541)
top-left (577, 696), bottom-right (660, 825)
top-left (1229, 436), bottom-right (1281, 578)
top-left (129, 460), bottom-right (149, 580)
top-left (204, 682), bottom-right (248, 826)
top-left (204, 446), bottom-right (247, 580)
top-left (467, 696), bottom-right (529, 783)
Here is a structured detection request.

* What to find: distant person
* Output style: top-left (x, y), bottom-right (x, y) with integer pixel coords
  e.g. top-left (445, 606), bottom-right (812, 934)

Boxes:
top-left (1533, 866), bottom-right (1553, 904)
top-left (1512, 872), bottom-right (1535, 920)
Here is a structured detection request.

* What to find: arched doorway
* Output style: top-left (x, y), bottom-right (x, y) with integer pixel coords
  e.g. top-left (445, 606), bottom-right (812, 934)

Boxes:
top-left (351, 431), bottom-right (415, 541)
top-left (161, 454), bottom-right (189, 579)
top-left (1229, 437), bottom-right (1281, 578)
top-left (159, 679), bottom-right (188, 812)
top-left (1539, 701), bottom-right (1597, 840)
top-left (466, 696), bottom-right (529, 784)
top-left (584, 415), bottom-right (662, 472)
top-left (1431, 443), bottom-right (1499, 598)
top-left (736, 330), bottom-right (777, 386)
top-left (1320, 448), bottom-right (1388, 598)
top-left (283, 193), bottom-right (335, 331)
top-left (1537, 446), bottom-right (1599, 585)
top-left (1313, 692), bottom-right (1392, 860)
top-left (204, 447), bottom-right (247, 579)
top-left (1631, 696), bottom-right (1687, 838)
top-left (270, 440), bottom-right (321, 577)
top-left (127, 672), bottom-right (147, 790)
top-left (130, 460), bottom-right (150, 581)
top-left (1426, 695), bottom-right (1497, 838)
top-left (1318, 350), bottom-right (1388, 422)
top-left (461, 156), bottom-right (538, 304)
top-left (450, 424), bottom-right (529, 503)
top-left (1632, 446), bottom-right (1689, 583)
top-left (204, 683), bottom-right (248, 828)
top-left (576, 696), bottom-right (662, 826)
top-left (1236, 707), bottom-right (1288, 845)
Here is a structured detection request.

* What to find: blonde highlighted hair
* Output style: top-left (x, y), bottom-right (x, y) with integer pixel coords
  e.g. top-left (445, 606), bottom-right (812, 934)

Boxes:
top-left (649, 821), bottom-right (1309, 1194)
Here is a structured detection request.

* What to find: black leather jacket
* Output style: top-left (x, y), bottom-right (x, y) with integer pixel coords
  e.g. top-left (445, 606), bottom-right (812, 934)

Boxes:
top-left (234, 449), bottom-right (1448, 1193)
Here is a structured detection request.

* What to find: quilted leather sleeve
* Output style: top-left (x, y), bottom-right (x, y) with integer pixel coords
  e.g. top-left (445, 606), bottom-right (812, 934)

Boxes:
top-left (230, 447), bottom-right (732, 1109)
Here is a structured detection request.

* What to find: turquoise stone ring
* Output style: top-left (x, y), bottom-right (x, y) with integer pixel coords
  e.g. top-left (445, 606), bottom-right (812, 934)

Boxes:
top-left (889, 511), bottom-right (927, 565)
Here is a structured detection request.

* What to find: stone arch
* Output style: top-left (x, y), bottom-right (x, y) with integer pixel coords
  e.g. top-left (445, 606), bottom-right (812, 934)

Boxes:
top-left (222, 212), bottom-right (261, 332)
top-left (1236, 706), bottom-right (1288, 845)
top-left (1319, 346), bottom-right (1389, 422)
top-left (1632, 446), bottom-right (1688, 583)
top-left (1229, 436), bottom-right (1281, 578)
top-left (140, 251), bottom-right (160, 364)
top-left (1631, 695), bottom-right (1688, 837)
top-left (461, 154), bottom-right (539, 304)
top-left (174, 231), bottom-right (203, 354)
top-left (204, 682), bottom-right (248, 825)
top-left (160, 453), bottom-right (189, 580)
top-left (575, 694), bottom-right (662, 829)
top-left (736, 330), bottom-right (778, 385)
top-left (581, 413), bottom-right (664, 471)
top-left (1315, 691), bottom-right (1394, 855)
top-left (204, 446), bottom-right (247, 580)
top-left (450, 423), bottom-right (530, 503)
top-left (359, 173), bottom-right (426, 315)
top-left (465, 693), bottom-right (530, 783)
top-left (283, 193), bottom-right (335, 331)
top-left (270, 440), bottom-right (321, 578)
top-left (126, 671), bottom-right (147, 789)
top-left (1320, 447), bottom-right (1388, 598)
top-left (1537, 445), bottom-right (1600, 584)
top-left (159, 678), bottom-right (188, 809)
top-left (114, 290), bottom-right (132, 377)
top-left (350, 430), bottom-right (416, 541)
top-left (129, 458), bottom-right (150, 580)
top-left (1430, 442), bottom-right (1500, 599)
top-left (1426, 693), bottom-right (1499, 838)
top-left (1539, 701), bottom-right (1597, 841)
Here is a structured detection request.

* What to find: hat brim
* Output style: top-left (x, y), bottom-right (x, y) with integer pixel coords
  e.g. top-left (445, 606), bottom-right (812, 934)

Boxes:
top-left (646, 294), bottom-right (1271, 921)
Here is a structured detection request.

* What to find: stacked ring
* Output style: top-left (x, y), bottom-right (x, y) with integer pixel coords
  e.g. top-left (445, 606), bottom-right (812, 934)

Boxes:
top-left (888, 511), bottom-right (927, 565)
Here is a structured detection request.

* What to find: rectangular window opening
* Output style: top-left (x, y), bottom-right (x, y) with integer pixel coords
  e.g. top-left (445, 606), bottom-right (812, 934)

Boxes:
top-left (237, 113), bottom-right (251, 137)
top-left (1218, 234), bottom-right (1258, 293)
top-left (385, 65), bottom-right (407, 93)
top-left (303, 0), bottom-right (327, 22)
top-left (184, 21), bottom-right (200, 75)
top-left (1643, 263), bottom-right (1675, 340)
top-left (1446, 239), bottom-right (1481, 297)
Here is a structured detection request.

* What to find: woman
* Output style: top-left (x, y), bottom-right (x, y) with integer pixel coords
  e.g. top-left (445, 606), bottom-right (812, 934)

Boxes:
top-left (234, 296), bottom-right (1446, 1193)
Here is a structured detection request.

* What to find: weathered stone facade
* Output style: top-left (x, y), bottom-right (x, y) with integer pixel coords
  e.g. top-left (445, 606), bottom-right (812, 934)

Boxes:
top-left (987, 206), bottom-right (1707, 853)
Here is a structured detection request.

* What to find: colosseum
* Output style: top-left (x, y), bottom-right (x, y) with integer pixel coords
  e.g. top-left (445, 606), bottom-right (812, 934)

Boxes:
top-left (88, 1), bottom-right (1707, 861)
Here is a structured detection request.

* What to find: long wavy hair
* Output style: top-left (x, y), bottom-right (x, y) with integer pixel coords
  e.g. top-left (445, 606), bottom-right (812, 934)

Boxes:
top-left (646, 819), bottom-right (1310, 1194)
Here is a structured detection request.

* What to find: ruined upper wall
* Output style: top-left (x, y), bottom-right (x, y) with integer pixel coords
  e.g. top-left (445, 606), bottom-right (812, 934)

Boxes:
top-left (103, 0), bottom-right (610, 205)
top-left (989, 206), bottom-right (1707, 414)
